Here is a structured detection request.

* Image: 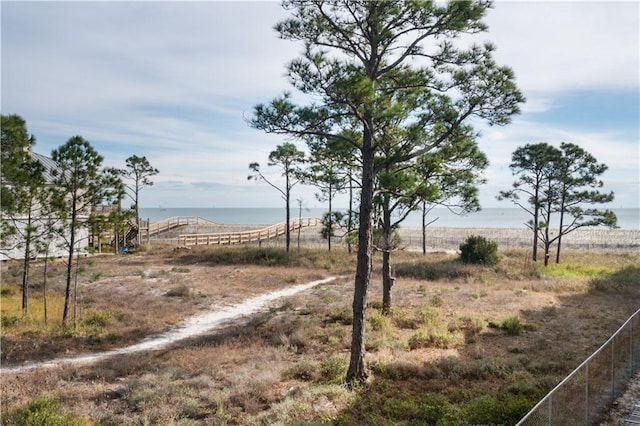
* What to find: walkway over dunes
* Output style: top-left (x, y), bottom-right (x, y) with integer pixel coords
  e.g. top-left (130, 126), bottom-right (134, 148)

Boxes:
top-left (147, 216), bottom-right (218, 237)
top-left (176, 217), bottom-right (322, 247)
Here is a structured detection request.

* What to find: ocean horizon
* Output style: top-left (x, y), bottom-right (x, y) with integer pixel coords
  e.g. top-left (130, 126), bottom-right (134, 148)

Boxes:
top-left (139, 207), bottom-right (639, 230)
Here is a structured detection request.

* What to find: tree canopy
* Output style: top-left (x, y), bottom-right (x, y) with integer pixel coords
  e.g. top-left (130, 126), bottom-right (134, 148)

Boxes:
top-left (50, 136), bottom-right (125, 324)
top-left (248, 142), bottom-right (306, 252)
top-left (498, 141), bottom-right (616, 265)
top-left (120, 155), bottom-right (159, 245)
top-left (251, 0), bottom-right (524, 385)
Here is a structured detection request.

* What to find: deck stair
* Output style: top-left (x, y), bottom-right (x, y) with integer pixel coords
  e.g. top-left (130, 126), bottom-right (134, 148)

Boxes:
top-left (177, 217), bottom-right (322, 247)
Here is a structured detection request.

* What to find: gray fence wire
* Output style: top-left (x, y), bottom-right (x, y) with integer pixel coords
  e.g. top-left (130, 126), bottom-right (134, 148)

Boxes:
top-left (517, 308), bottom-right (640, 426)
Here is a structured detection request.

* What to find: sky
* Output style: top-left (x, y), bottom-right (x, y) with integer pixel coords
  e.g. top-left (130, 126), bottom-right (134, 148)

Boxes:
top-left (2, 1), bottom-right (639, 210)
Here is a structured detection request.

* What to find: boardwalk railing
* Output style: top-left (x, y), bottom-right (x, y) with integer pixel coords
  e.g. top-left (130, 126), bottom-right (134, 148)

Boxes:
top-left (517, 308), bottom-right (640, 425)
top-left (177, 217), bottom-right (322, 247)
top-left (148, 216), bottom-right (218, 236)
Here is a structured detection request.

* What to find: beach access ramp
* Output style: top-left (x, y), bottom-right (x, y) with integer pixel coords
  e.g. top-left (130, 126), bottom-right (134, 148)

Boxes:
top-left (176, 217), bottom-right (322, 246)
top-left (147, 216), bottom-right (219, 237)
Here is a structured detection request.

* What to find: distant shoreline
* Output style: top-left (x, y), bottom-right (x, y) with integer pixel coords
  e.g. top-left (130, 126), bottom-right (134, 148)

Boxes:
top-left (140, 207), bottom-right (640, 231)
top-left (397, 227), bottom-right (639, 252)
top-left (152, 223), bottom-right (639, 252)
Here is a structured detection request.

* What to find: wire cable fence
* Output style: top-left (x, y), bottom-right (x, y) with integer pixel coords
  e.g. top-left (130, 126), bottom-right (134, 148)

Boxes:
top-left (517, 308), bottom-right (640, 426)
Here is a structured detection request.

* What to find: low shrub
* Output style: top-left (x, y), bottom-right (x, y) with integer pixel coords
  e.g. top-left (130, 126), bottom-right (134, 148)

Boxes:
top-left (368, 311), bottom-right (391, 332)
top-left (502, 315), bottom-right (524, 335)
top-left (284, 360), bottom-right (318, 381)
top-left (319, 356), bottom-right (347, 384)
top-left (7, 396), bottom-right (86, 426)
top-left (408, 329), bottom-right (455, 350)
top-left (416, 304), bottom-right (439, 325)
top-left (392, 309), bottom-right (421, 330)
top-left (82, 312), bottom-right (111, 328)
top-left (326, 307), bottom-right (352, 326)
top-left (2, 314), bottom-right (19, 327)
top-left (459, 235), bottom-right (499, 265)
top-left (1, 285), bottom-right (17, 296)
top-left (394, 260), bottom-right (473, 281)
top-left (460, 394), bottom-right (533, 425)
top-left (164, 285), bottom-right (191, 298)
top-left (590, 265), bottom-right (640, 292)
top-left (457, 314), bottom-right (485, 342)
top-left (430, 293), bottom-right (444, 307)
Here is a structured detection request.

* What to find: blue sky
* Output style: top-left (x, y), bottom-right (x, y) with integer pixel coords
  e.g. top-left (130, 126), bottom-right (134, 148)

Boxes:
top-left (2, 1), bottom-right (638, 209)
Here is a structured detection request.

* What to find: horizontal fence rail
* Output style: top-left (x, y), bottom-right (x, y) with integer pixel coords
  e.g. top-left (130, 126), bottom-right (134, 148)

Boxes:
top-left (517, 308), bottom-right (640, 426)
top-left (177, 217), bottom-right (322, 247)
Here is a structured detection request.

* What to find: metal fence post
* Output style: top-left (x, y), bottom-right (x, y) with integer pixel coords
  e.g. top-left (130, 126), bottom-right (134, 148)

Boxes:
top-left (632, 320), bottom-right (635, 372)
top-left (585, 362), bottom-right (589, 426)
top-left (611, 343), bottom-right (615, 402)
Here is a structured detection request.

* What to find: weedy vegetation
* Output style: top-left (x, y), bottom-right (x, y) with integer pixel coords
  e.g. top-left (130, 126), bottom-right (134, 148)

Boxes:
top-left (1, 245), bottom-right (638, 425)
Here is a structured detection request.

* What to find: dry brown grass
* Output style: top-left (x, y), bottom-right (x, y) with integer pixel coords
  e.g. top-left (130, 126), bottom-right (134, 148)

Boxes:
top-left (1, 244), bottom-right (638, 424)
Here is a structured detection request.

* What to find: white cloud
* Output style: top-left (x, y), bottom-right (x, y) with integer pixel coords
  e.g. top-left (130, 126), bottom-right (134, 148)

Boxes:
top-left (476, 116), bottom-right (639, 207)
top-left (2, 1), bottom-right (638, 209)
top-left (485, 1), bottom-right (639, 94)
top-left (3, 2), bottom-right (297, 124)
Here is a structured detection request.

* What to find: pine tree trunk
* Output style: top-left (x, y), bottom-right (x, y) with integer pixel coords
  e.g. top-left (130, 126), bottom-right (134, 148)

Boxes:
top-left (382, 250), bottom-right (392, 315)
top-left (382, 196), bottom-right (393, 315)
top-left (285, 173), bottom-right (290, 252)
top-left (543, 201), bottom-right (551, 266)
top-left (346, 126), bottom-right (374, 386)
top-left (556, 199), bottom-right (566, 264)
top-left (43, 245), bottom-right (49, 324)
top-left (22, 208), bottom-right (33, 314)
top-left (347, 172), bottom-right (354, 254)
top-left (532, 184), bottom-right (539, 261)
top-left (422, 202), bottom-right (427, 255)
top-left (63, 198), bottom-right (77, 325)
top-left (328, 181), bottom-right (333, 252)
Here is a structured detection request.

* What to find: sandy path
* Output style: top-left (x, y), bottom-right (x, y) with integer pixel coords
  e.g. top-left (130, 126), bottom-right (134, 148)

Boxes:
top-left (0, 276), bottom-right (342, 375)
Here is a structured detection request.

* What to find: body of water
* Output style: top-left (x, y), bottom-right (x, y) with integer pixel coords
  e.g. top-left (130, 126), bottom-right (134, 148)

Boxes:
top-left (139, 207), bottom-right (639, 230)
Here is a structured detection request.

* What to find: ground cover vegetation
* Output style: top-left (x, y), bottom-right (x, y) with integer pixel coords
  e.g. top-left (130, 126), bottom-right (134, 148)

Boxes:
top-left (1, 244), bottom-right (638, 425)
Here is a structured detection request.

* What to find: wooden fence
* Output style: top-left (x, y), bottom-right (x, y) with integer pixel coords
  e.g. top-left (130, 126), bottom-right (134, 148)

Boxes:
top-left (148, 216), bottom-right (218, 236)
top-left (177, 217), bottom-right (322, 247)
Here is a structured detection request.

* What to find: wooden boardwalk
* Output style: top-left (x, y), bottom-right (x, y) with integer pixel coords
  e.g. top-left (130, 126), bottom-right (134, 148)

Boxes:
top-left (147, 216), bottom-right (218, 237)
top-left (176, 217), bottom-right (322, 247)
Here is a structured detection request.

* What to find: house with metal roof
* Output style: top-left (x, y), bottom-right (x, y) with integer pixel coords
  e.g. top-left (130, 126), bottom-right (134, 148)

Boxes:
top-left (1, 151), bottom-right (90, 261)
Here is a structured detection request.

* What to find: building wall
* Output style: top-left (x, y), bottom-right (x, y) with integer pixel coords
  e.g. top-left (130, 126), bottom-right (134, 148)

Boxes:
top-left (0, 217), bottom-right (90, 261)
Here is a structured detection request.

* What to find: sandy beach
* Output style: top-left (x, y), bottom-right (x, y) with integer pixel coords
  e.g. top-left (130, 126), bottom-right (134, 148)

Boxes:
top-left (153, 223), bottom-right (639, 252)
top-left (397, 227), bottom-right (640, 252)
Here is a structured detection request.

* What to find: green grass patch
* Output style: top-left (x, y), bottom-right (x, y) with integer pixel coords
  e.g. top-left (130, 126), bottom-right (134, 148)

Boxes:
top-left (1, 284), bottom-right (17, 296)
top-left (501, 315), bottom-right (524, 336)
top-left (408, 328), bottom-right (459, 350)
top-left (6, 396), bottom-right (87, 426)
top-left (284, 360), bottom-right (318, 381)
top-left (541, 262), bottom-right (611, 278)
top-left (368, 311), bottom-right (391, 333)
top-left (0, 290), bottom-right (66, 334)
top-left (81, 309), bottom-right (125, 329)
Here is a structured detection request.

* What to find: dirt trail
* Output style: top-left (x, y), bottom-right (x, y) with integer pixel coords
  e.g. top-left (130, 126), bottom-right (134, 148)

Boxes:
top-left (0, 276), bottom-right (342, 375)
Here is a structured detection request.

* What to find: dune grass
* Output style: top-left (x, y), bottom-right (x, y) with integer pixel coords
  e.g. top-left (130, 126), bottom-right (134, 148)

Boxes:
top-left (1, 245), bottom-right (638, 425)
top-left (1, 285), bottom-right (66, 334)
